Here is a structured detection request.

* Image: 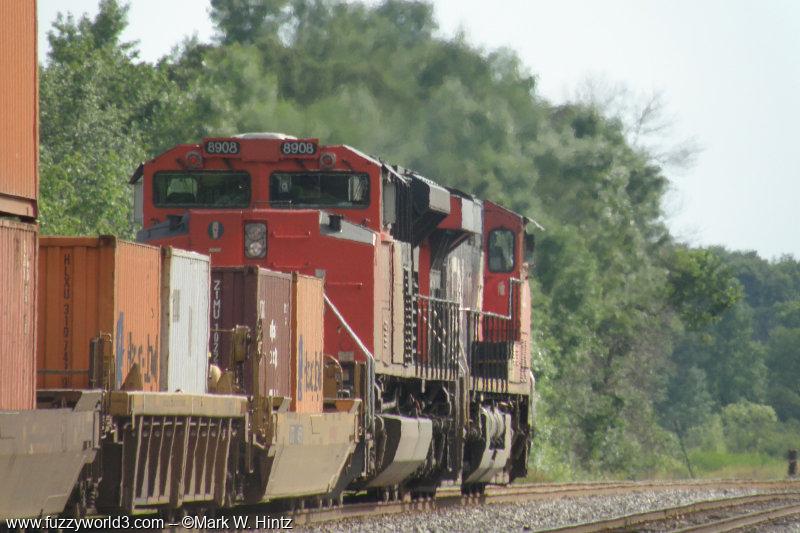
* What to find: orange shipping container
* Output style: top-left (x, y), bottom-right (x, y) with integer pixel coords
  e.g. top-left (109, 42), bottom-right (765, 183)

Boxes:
top-left (291, 273), bottom-right (324, 413)
top-left (0, 0), bottom-right (38, 219)
top-left (0, 219), bottom-right (37, 410)
top-left (38, 237), bottom-right (161, 390)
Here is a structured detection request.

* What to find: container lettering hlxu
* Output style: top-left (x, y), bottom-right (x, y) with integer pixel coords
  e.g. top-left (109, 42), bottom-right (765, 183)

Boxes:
top-left (38, 236), bottom-right (161, 390)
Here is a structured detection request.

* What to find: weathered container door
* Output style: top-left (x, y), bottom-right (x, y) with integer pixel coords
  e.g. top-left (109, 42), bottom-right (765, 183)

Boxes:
top-left (115, 240), bottom-right (161, 390)
top-left (38, 237), bottom-right (161, 390)
top-left (210, 267), bottom-right (291, 398)
top-left (255, 270), bottom-right (292, 399)
top-left (161, 248), bottom-right (210, 393)
top-left (0, 219), bottom-right (37, 409)
top-left (292, 273), bottom-right (324, 413)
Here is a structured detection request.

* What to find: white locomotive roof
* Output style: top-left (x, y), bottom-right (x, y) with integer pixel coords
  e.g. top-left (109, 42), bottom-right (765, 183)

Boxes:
top-left (233, 132), bottom-right (298, 140)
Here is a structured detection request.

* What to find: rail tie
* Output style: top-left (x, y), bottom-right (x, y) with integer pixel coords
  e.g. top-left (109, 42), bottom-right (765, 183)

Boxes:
top-left (540, 493), bottom-right (800, 532)
top-left (673, 500), bottom-right (800, 533)
top-left (277, 480), bottom-right (800, 528)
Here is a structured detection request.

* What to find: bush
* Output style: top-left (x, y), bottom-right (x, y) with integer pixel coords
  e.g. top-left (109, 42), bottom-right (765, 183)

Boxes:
top-left (685, 414), bottom-right (726, 452)
top-left (721, 401), bottom-right (777, 453)
top-left (761, 418), bottom-right (800, 457)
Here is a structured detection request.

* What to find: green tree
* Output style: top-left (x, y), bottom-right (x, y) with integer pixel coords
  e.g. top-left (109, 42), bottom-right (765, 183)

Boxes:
top-left (40, 0), bottom-right (188, 235)
top-left (766, 327), bottom-right (800, 421)
top-left (666, 248), bottom-right (742, 330)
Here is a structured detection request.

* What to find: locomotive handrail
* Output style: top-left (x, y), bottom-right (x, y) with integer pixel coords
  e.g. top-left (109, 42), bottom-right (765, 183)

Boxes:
top-left (415, 296), bottom-right (462, 377)
top-left (323, 293), bottom-right (375, 434)
top-left (416, 293), bottom-right (461, 305)
top-left (418, 295), bottom-right (510, 320)
top-left (436, 276), bottom-right (524, 322)
top-left (323, 294), bottom-right (375, 362)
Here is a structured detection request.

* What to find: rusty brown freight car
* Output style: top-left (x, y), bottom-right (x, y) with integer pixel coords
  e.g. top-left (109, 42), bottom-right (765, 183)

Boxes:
top-left (0, 219), bottom-right (37, 410)
top-left (210, 266), bottom-right (292, 399)
top-left (291, 273), bottom-right (324, 413)
top-left (38, 237), bottom-right (161, 390)
top-left (0, 0), bottom-right (38, 219)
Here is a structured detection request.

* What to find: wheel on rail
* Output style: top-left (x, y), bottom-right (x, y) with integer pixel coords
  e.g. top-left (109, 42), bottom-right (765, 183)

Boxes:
top-left (410, 489), bottom-right (435, 501)
top-left (461, 483), bottom-right (486, 496)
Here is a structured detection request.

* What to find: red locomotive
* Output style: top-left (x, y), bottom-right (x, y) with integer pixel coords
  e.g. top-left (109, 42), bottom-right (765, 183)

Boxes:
top-left (134, 133), bottom-right (535, 496)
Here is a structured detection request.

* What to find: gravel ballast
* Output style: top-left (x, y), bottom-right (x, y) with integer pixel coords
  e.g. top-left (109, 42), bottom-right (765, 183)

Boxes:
top-left (303, 488), bottom-right (800, 532)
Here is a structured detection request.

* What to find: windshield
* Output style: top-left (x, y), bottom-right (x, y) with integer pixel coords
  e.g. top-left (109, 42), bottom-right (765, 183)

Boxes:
top-left (488, 228), bottom-right (516, 273)
top-left (153, 171), bottom-right (251, 208)
top-left (270, 172), bottom-right (369, 208)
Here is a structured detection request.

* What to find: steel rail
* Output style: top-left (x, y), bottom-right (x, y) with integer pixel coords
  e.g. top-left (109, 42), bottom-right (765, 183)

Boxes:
top-left (540, 493), bottom-right (800, 533)
top-left (282, 480), bottom-right (800, 528)
top-left (673, 501), bottom-right (800, 532)
top-left (439, 479), bottom-right (800, 499)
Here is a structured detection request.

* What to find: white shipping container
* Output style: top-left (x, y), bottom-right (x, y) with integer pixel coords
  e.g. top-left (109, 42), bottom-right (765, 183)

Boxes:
top-left (161, 248), bottom-right (210, 393)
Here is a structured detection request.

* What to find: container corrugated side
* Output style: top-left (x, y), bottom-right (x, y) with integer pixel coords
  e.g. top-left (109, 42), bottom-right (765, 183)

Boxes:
top-left (38, 237), bottom-right (106, 389)
top-left (291, 273), bottom-right (324, 413)
top-left (161, 247), bottom-right (210, 393)
top-left (0, 219), bottom-right (37, 410)
top-left (0, 1), bottom-right (38, 219)
top-left (38, 237), bottom-right (161, 390)
top-left (210, 267), bottom-right (292, 398)
top-left (114, 239), bottom-right (161, 390)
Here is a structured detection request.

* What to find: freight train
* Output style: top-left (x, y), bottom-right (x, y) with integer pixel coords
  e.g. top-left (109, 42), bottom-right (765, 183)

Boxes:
top-left (0, 1), bottom-right (536, 521)
top-left (0, 132), bottom-right (535, 520)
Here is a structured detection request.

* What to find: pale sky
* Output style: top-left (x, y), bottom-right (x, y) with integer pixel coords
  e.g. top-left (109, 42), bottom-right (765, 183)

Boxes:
top-left (38, 0), bottom-right (800, 260)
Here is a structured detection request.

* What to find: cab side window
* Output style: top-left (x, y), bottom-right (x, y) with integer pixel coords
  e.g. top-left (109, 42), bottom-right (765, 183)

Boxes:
top-left (488, 229), bottom-right (516, 273)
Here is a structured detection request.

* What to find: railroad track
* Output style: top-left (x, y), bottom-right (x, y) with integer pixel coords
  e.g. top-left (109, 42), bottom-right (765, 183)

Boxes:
top-left (542, 492), bottom-right (800, 532)
top-left (283, 479), bottom-right (800, 528)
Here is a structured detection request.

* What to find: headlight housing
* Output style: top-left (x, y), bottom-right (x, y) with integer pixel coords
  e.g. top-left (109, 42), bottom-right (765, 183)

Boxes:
top-left (244, 222), bottom-right (267, 259)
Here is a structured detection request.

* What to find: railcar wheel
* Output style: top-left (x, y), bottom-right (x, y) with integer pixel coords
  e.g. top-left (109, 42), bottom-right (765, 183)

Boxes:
top-left (461, 483), bottom-right (486, 496)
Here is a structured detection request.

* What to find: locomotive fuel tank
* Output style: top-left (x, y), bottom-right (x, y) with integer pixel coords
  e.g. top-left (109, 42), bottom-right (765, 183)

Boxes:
top-left (463, 407), bottom-right (512, 485)
top-left (367, 415), bottom-right (433, 488)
